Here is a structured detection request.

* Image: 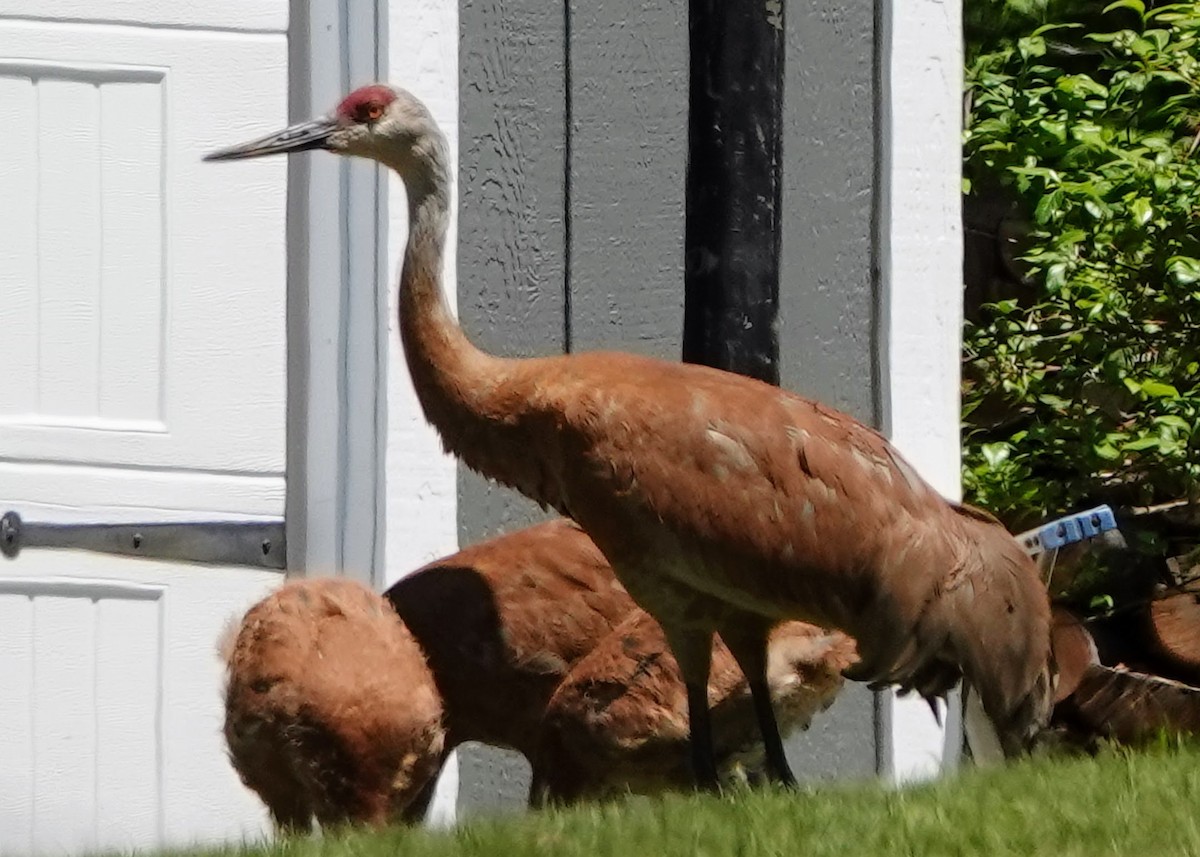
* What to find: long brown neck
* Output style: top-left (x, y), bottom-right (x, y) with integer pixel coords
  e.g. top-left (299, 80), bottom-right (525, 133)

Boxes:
top-left (389, 135), bottom-right (519, 471)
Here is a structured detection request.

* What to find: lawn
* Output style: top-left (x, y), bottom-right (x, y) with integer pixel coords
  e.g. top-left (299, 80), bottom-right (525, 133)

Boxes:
top-left (196, 744), bottom-right (1200, 857)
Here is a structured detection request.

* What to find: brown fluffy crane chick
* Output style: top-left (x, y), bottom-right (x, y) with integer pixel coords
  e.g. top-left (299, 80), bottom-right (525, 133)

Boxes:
top-left (206, 84), bottom-right (1055, 790)
top-left (221, 578), bottom-right (445, 833)
top-left (381, 517), bottom-right (638, 815)
top-left (531, 613), bottom-right (858, 804)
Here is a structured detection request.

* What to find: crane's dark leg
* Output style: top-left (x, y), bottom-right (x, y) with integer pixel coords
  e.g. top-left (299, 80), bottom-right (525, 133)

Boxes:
top-left (719, 618), bottom-right (797, 788)
top-left (686, 680), bottom-right (720, 789)
top-left (662, 624), bottom-right (720, 791)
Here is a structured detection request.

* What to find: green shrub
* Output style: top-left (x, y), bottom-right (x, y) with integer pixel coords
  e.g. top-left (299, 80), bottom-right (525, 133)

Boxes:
top-left (963, 1), bottom-right (1200, 535)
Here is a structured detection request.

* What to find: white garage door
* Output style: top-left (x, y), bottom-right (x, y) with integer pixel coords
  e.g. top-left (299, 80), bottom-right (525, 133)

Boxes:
top-left (0, 3), bottom-right (289, 854)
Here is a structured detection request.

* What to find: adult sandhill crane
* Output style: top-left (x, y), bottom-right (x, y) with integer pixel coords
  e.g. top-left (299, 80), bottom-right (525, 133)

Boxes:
top-left (207, 83), bottom-right (1056, 787)
top-left (221, 578), bottom-right (445, 831)
top-left (533, 612), bottom-right (857, 804)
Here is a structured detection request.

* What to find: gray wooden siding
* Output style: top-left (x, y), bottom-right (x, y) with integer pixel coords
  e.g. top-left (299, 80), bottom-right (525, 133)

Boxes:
top-left (456, 0), bottom-right (880, 812)
top-left (778, 0), bottom-right (881, 781)
top-left (458, 0), bottom-right (568, 544)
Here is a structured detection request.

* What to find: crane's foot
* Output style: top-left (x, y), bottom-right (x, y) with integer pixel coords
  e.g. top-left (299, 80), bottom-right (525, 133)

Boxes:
top-left (747, 678), bottom-right (798, 790)
top-left (765, 760), bottom-right (798, 791)
top-left (690, 761), bottom-right (721, 794)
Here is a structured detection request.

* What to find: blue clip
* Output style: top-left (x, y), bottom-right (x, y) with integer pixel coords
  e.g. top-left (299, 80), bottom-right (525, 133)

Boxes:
top-left (1037, 516), bottom-right (1083, 551)
top-left (1074, 505), bottom-right (1117, 539)
top-left (1022, 504), bottom-right (1118, 555)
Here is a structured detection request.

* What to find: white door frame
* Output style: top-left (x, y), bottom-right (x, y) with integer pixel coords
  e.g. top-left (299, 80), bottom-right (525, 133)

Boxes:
top-left (285, 0), bottom-right (390, 585)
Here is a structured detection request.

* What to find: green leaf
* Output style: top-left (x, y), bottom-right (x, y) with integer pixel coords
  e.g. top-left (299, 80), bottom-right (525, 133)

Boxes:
top-left (1034, 189), bottom-right (1064, 225)
top-left (1032, 23), bottom-right (1086, 37)
top-left (981, 443), bottom-right (1011, 468)
top-left (1167, 256), bottom-right (1200, 285)
top-left (1046, 262), bottom-right (1069, 291)
top-left (1017, 35), bottom-right (1047, 59)
top-left (1122, 436), bottom-right (1163, 451)
top-left (1038, 394), bottom-right (1072, 409)
top-left (1130, 197), bottom-right (1153, 225)
top-left (1141, 381), bottom-right (1180, 398)
top-left (1143, 29), bottom-right (1171, 51)
top-left (1103, 0), bottom-right (1145, 16)
top-left (1155, 415), bottom-right (1191, 431)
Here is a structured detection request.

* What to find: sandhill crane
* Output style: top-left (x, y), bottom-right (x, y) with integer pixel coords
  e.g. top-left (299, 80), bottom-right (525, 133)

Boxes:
top-left (382, 517), bottom-right (637, 806)
top-left (207, 83), bottom-right (1056, 787)
top-left (220, 578), bottom-right (445, 832)
top-left (533, 611), bottom-right (857, 804)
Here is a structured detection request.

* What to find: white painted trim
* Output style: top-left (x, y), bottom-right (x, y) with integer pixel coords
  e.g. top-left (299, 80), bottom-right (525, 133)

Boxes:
top-left (385, 0), bottom-right (461, 823)
top-left (285, 0), bottom-right (388, 584)
top-left (876, 0), bottom-right (965, 784)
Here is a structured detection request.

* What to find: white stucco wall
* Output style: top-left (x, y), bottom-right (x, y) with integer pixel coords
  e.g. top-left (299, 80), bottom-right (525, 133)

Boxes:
top-left (878, 0), bottom-right (965, 783)
top-left (383, 0), bottom-right (461, 586)
top-left (384, 0), bottom-right (462, 825)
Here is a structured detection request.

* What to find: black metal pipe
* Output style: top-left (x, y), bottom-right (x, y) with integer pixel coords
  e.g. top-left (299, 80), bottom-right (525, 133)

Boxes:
top-left (682, 0), bottom-right (785, 385)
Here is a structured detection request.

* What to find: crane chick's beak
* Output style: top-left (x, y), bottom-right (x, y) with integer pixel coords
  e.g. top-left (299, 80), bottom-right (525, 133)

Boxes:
top-left (204, 117), bottom-right (338, 161)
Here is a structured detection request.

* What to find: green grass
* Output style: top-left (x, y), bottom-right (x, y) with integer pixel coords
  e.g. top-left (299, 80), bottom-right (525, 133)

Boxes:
top-left (195, 745), bottom-right (1200, 857)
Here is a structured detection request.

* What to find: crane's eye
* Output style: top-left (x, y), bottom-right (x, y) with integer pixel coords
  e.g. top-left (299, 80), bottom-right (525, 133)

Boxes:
top-left (365, 104), bottom-right (384, 122)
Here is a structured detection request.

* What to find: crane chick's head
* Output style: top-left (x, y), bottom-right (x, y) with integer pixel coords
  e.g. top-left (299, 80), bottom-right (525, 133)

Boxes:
top-left (204, 83), bottom-right (438, 167)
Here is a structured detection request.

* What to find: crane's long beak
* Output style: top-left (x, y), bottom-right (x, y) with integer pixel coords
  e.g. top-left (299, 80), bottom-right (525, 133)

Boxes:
top-left (204, 117), bottom-right (338, 161)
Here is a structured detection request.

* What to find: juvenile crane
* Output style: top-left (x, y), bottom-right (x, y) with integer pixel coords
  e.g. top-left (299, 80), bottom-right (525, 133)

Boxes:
top-left (207, 83), bottom-right (1055, 787)
top-left (534, 611), bottom-right (856, 804)
top-left (382, 518), bottom-right (637, 788)
top-left (221, 578), bottom-right (445, 832)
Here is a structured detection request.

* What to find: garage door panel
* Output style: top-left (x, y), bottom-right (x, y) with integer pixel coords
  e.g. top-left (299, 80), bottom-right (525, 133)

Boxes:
top-left (0, 23), bottom-right (286, 485)
top-left (0, 463), bottom-right (284, 520)
top-left (95, 595), bottom-right (163, 852)
top-left (36, 77), bottom-right (105, 421)
top-left (101, 79), bottom-right (166, 424)
top-left (0, 594), bottom-right (34, 857)
top-left (0, 1), bottom-right (287, 34)
top-left (31, 594), bottom-right (99, 855)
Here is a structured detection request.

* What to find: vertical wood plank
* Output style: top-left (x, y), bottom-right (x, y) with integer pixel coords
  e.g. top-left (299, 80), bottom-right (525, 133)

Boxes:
top-left (0, 76), bottom-right (38, 418)
top-left (567, 0), bottom-right (687, 360)
top-left (99, 80), bottom-right (164, 424)
top-left (778, 0), bottom-right (881, 778)
top-left (0, 594), bottom-right (34, 857)
top-left (37, 79), bottom-right (102, 419)
top-left (95, 597), bottom-right (162, 853)
top-left (779, 1), bottom-right (879, 426)
top-left (457, 0), bottom-right (568, 545)
top-left (32, 595), bottom-right (97, 854)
